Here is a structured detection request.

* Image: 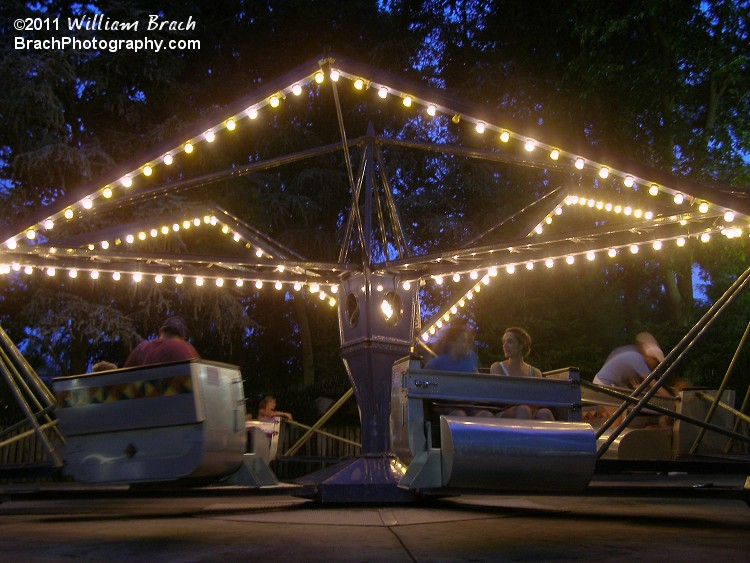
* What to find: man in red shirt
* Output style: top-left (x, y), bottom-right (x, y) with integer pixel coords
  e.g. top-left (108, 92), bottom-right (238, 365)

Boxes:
top-left (124, 317), bottom-right (200, 367)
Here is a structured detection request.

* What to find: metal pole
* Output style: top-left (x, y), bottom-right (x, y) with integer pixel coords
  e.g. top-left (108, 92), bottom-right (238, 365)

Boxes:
top-left (596, 264), bottom-right (750, 456)
top-left (581, 380), bottom-right (750, 446)
top-left (284, 419), bottom-right (361, 448)
top-left (0, 325), bottom-right (55, 405)
top-left (689, 320), bottom-right (750, 454)
top-left (0, 361), bottom-right (63, 467)
top-left (284, 388), bottom-right (354, 457)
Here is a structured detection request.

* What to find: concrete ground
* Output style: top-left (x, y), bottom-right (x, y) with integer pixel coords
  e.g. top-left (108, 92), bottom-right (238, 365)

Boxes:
top-left (0, 483), bottom-right (749, 562)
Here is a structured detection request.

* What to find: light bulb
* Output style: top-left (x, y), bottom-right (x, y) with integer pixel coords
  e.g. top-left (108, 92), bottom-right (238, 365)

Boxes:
top-left (314, 71), bottom-right (324, 84)
top-left (163, 154), bottom-right (173, 165)
top-left (195, 277), bottom-right (203, 286)
top-left (566, 255), bottom-right (575, 265)
top-left (378, 87), bottom-right (388, 99)
top-left (330, 284), bottom-right (338, 293)
top-left (216, 278), bottom-right (224, 287)
top-left (549, 149), bottom-right (560, 160)
top-left (499, 131), bottom-right (510, 143)
top-left (403, 96), bottom-right (412, 107)
top-left (226, 119), bottom-right (236, 131)
top-left (526, 261), bottom-right (534, 270)
top-left (634, 209), bottom-right (643, 218)
top-left (645, 211), bottom-right (654, 220)
top-left (700, 233), bottom-right (710, 243)
top-left (133, 272), bottom-right (142, 282)
top-left (535, 225), bottom-right (543, 234)
top-left (121, 176), bottom-right (132, 188)
top-left (247, 108), bottom-right (258, 119)
top-left (630, 244), bottom-right (639, 254)
top-left (698, 202), bottom-right (709, 213)
top-left (381, 300), bottom-right (394, 320)
top-left (150, 229), bottom-right (157, 237)
top-left (328, 298), bottom-right (336, 307)
top-left (101, 241), bottom-right (109, 250)
top-left (292, 84), bottom-right (302, 96)
top-left (184, 142), bottom-right (194, 154)
top-left (143, 165), bottom-right (152, 176)
top-left (427, 104), bottom-right (436, 116)
top-left (469, 270), bottom-right (478, 280)
top-left (310, 283), bottom-right (320, 293)
top-left (6, 239), bottom-right (17, 249)
top-left (607, 248), bottom-right (617, 258)
top-left (599, 167), bottom-right (609, 179)
top-left (155, 274), bottom-right (163, 283)
top-left (524, 139), bottom-right (535, 152)
top-left (161, 226), bottom-right (169, 235)
top-left (475, 121), bottom-right (485, 134)
top-left (46, 267), bottom-right (56, 276)
top-left (255, 248), bottom-right (263, 258)
top-left (294, 282), bottom-right (302, 291)
top-left (623, 206), bottom-right (632, 216)
top-left (376, 284), bottom-right (384, 292)
top-left (44, 220), bottom-right (54, 229)
top-left (68, 269), bottom-right (77, 278)
top-left (236, 279), bottom-right (244, 287)
top-left (269, 96), bottom-right (279, 108)
top-left (26, 230), bottom-right (35, 240)
top-left (353, 79), bottom-right (364, 90)
top-left (91, 270), bottom-right (99, 279)
top-left (724, 210), bottom-right (735, 222)
top-left (574, 158), bottom-right (585, 170)
top-left (452, 273), bottom-right (461, 283)
top-left (24, 266), bottom-right (33, 274)
top-left (175, 274), bottom-right (183, 284)
top-left (586, 251), bottom-right (595, 261)
top-left (275, 281), bottom-right (283, 290)
top-left (653, 240), bottom-right (662, 250)
top-left (545, 258), bottom-right (554, 268)
top-left (402, 281), bottom-right (411, 290)
top-left (64, 208), bottom-right (74, 219)
top-left (102, 187), bottom-right (113, 198)
top-left (255, 280), bottom-right (263, 289)
top-left (624, 176), bottom-right (634, 188)
top-left (506, 264), bottom-right (515, 274)
top-left (676, 237), bottom-right (686, 247)
top-left (674, 193), bottom-right (684, 205)
top-left (649, 184), bottom-right (659, 196)
top-left (434, 275), bottom-right (443, 285)
top-left (489, 267), bottom-right (498, 276)
top-left (112, 271), bottom-right (120, 281)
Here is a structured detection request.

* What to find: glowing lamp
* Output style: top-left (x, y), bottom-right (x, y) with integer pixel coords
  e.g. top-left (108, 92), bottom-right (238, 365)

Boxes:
top-left (64, 209), bottom-right (74, 219)
top-left (143, 165), bottom-right (153, 176)
top-left (292, 84), bottom-right (302, 96)
top-left (44, 220), bottom-right (54, 230)
top-left (427, 104), bottom-right (436, 116)
top-left (314, 71), bottom-right (324, 84)
top-left (599, 167), bottom-right (609, 179)
top-left (674, 193), bottom-right (684, 205)
top-left (549, 149), bottom-right (560, 160)
top-left (475, 121), bottom-right (485, 134)
top-left (649, 184), bottom-right (659, 196)
top-left (378, 87), bottom-right (388, 99)
top-left (403, 96), bottom-right (412, 107)
top-left (724, 210), bottom-right (735, 222)
top-left (574, 158), bottom-right (585, 170)
top-left (226, 119), bottom-right (236, 131)
top-left (247, 108), bottom-right (258, 119)
top-left (624, 176), bottom-right (634, 188)
top-left (524, 139), bottom-right (535, 152)
top-left (499, 131), bottom-right (510, 143)
top-left (653, 240), bottom-right (662, 250)
top-left (269, 96), bottom-right (279, 108)
top-left (184, 142), bottom-right (194, 154)
top-left (163, 154), bottom-right (173, 165)
top-left (353, 79), bottom-right (364, 90)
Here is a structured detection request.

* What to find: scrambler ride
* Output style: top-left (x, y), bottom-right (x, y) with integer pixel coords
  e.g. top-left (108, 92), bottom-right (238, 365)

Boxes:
top-left (1, 54), bottom-right (748, 503)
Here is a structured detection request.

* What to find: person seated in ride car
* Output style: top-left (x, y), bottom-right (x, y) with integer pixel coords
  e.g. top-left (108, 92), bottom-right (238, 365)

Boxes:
top-left (490, 327), bottom-right (554, 421)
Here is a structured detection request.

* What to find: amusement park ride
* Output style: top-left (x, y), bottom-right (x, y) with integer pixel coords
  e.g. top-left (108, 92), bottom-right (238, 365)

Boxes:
top-left (1, 54), bottom-right (749, 503)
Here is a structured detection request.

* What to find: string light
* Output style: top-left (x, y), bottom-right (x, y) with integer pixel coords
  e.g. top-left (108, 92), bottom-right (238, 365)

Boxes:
top-left (549, 149), bottom-right (560, 160)
top-left (499, 131), bottom-right (510, 143)
top-left (353, 79), bottom-right (364, 90)
top-left (575, 158), bottom-right (585, 170)
top-left (378, 87), bottom-right (388, 99)
top-left (427, 104), bottom-right (436, 116)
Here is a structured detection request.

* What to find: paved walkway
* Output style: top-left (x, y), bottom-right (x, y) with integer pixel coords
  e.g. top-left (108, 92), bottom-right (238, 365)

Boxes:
top-left (1, 485), bottom-right (748, 561)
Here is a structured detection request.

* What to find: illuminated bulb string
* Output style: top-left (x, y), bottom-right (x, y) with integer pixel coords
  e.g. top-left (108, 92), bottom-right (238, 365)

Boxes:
top-left (419, 226), bottom-right (741, 340)
top-left (9, 65), bottom-right (745, 249)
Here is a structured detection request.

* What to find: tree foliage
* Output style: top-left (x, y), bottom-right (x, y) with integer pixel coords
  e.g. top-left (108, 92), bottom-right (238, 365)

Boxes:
top-left (1, 0), bottom-right (748, 419)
